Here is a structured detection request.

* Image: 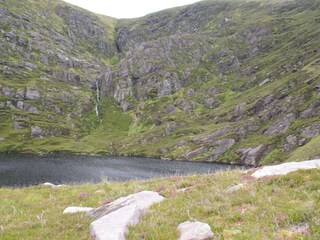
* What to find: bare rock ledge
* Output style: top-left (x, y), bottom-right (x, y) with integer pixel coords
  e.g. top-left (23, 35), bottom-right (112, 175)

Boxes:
top-left (252, 159), bottom-right (320, 178)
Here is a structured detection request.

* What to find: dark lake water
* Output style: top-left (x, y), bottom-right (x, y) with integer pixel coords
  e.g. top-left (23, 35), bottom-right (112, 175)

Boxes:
top-left (0, 153), bottom-right (239, 187)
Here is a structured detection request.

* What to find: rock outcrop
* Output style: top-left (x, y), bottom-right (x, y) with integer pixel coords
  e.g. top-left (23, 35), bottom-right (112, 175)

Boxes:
top-left (252, 159), bottom-right (320, 178)
top-left (236, 145), bottom-right (271, 166)
top-left (1, 0), bottom-right (320, 165)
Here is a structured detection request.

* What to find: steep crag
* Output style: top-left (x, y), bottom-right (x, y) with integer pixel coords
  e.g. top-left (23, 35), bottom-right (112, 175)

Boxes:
top-left (1, 0), bottom-right (320, 165)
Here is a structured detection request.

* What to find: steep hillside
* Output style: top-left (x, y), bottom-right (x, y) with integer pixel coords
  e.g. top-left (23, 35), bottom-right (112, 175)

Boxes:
top-left (1, 0), bottom-right (320, 165)
top-left (0, 0), bottom-right (117, 150)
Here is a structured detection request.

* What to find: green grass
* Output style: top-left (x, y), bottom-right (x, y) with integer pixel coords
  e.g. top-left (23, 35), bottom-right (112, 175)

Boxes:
top-left (288, 135), bottom-right (320, 162)
top-left (0, 169), bottom-right (319, 239)
top-left (1, 0), bottom-right (320, 165)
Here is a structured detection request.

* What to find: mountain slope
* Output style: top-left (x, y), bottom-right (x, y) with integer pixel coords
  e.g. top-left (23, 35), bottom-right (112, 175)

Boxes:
top-left (0, 0), bottom-right (320, 165)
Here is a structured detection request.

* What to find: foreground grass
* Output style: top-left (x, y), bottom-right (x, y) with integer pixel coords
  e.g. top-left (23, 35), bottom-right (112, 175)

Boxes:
top-left (0, 169), bottom-right (319, 239)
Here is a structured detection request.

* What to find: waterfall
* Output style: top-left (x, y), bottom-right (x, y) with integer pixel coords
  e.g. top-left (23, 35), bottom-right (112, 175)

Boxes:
top-left (95, 81), bottom-right (100, 117)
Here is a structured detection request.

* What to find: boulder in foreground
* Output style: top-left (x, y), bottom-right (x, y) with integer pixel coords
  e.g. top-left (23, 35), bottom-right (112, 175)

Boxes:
top-left (178, 221), bottom-right (214, 240)
top-left (88, 191), bottom-right (164, 240)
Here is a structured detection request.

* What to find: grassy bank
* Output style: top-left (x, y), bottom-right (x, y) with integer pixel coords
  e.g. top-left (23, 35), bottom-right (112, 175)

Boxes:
top-left (0, 169), bottom-right (319, 239)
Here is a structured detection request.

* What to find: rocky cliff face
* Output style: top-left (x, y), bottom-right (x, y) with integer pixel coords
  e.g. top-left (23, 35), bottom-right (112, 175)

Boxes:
top-left (0, 0), bottom-right (320, 165)
top-left (0, 0), bottom-right (116, 143)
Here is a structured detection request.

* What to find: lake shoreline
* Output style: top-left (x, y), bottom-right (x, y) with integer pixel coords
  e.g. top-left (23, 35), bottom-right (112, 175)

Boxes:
top-left (0, 153), bottom-right (242, 187)
top-left (0, 151), bottom-right (247, 166)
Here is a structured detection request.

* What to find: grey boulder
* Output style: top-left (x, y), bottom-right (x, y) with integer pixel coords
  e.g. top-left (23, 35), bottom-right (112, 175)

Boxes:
top-left (178, 221), bottom-right (214, 240)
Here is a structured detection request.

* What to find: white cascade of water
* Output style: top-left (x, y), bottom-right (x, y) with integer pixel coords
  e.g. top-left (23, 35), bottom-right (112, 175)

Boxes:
top-left (95, 81), bottom-right (100, 117)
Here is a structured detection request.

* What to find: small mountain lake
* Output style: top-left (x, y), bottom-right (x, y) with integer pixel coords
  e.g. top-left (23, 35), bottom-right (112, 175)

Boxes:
top-left (0, 153), bottom-right (240, 187)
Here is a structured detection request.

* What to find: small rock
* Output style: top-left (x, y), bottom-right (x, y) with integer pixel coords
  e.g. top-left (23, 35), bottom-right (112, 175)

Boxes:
top-left (63, 206), bottom-right (94, 214)
top-left (175, 98), bottom-right (195, 113)
top-left (24, 61), bottom-right (38, 71)
top-left (31, 126), bottom-right (43, 138)
top-left (258, 78), bottom-right (271, 87)
top-left (120, 101), bottom-right (133, 112)
top-left (226, 183), bottom-right (244, 193)
top-left (204, 87), bottom-right (219, 94)
top-left (177, 186), bottom-right (194, 193)
top-left (281, 135), bottom-right (298, 151)
top-left (178, 221), bottom-right (214, 240)
top-left (204, 98), bottom-right (220, 109)
top-left (13, 122), bottom-right (24, 129)
top-left (252, 159), bottom-right (320, 178)
top-left (2, 87), bottom-right (13, 97)
top-left (164, 122), bottom-right (177, 136)
top-left (185, 89), bottom-right (195, 97)
top-left (25, 87), bottom-right (40, 100)
top-left (164, 104), bottom-right (176, 114)
top-left (43, 182), bottom-right (66, 188)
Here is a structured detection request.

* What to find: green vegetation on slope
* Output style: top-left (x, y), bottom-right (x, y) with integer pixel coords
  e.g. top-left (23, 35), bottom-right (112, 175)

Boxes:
top-left (0, 0), bottom-right (320, 165)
